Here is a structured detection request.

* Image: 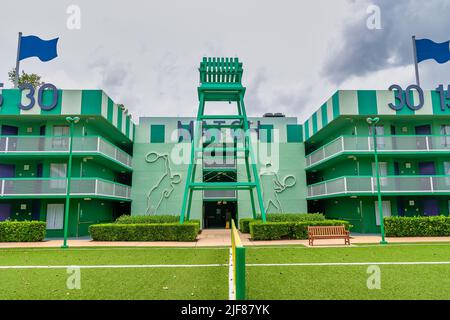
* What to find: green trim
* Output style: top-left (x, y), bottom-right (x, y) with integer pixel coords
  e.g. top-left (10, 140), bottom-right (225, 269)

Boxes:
top-left (332, 91), bottom-right (340, 119)
top-left (286, 124), bottom-right (303, 143)
top-left (107, 98), bottom-right (114, 122)
top-left (0, 89), bottom-right (21, 115)
top-left (312, 113), bottom-right (318, 134)
top-left (304, 120), bottom-right (310, 140)
top-left (321, 103), bottom-right (328, 127)
top-left (150, 125), bottom-right (165, 143)
top-left (81, 90), bottom-right (102, 115)
top-left (357, 90), bottom-right (378, 115)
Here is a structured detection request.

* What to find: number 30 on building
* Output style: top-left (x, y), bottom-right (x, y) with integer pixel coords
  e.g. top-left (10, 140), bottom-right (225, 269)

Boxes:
top-left (0, 82), bottom-right (59, 111)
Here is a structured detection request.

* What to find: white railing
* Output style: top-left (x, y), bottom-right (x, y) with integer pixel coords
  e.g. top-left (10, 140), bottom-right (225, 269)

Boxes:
top-left (0, 136), bottom-right (132, 168)
top-left (307, 176), bottom-right (450, 199)
top-left (306, 135), bottom-right (450, 168)
top-left (0, 178), bottom-right (131, 200)
top-left (203, 190), bottom-right (237, 199)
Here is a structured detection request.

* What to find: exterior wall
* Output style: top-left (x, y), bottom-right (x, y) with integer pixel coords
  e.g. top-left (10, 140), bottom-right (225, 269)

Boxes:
top-left (0, 89), bottom-right (133, 237)
top-left (305, 89), bottom-right (450, 233)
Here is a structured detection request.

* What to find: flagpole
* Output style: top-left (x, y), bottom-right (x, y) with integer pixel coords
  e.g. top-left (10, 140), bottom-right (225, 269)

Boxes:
top-left (412, 35), bottom-right (421, 87)
top-left (14, 32), bottom-right (22, 88)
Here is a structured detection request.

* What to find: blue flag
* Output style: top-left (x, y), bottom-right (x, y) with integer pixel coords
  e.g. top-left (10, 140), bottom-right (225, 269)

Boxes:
top-left (19, 35), bottom-right (59, 62)
top-left (415, 38), bottom-right (450, 64)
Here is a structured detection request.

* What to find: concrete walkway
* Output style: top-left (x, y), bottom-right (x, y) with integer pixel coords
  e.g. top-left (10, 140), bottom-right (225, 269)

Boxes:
top-left (1, 230), bottom-right (450, 248)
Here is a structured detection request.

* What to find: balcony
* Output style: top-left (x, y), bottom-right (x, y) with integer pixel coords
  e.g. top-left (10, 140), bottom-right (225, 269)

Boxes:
top-left (0, 178), bottom-right (131, 200)
top-left (307, 175), bottom-right (450, 199)
top-left (0, 136), bottom-right (132, 169)
top-left (306, 135), bottom-right (450, 169)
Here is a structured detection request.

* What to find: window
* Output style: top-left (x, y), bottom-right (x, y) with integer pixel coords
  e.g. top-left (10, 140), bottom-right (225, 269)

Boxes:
top-left (441, 125), bottom-right (450, 148)
top-left (372, 162), bottom-right (388, 187)
top-left (50, 163), bottom-right (67, 189)
top-left (150, 125), bottom-right (165, 143)
top-left (369, 125), bottom-right (385, 149)
top-left (46, 204), bottom-right (64, 230)
top-left (375, 201), bottom-right (391, 226)
top-left (52, 126), bottom-right (69, 149)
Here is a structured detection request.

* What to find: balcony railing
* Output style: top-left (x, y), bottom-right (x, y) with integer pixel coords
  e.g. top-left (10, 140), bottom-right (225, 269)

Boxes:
top-left (0, 136), bottom-right (132, 169)
top-left (0, 178), bottom-right (131, 200)
top-left (306, 135), bottom-right (450, 169)
top-left (307, 175), bottom-right (450, 199)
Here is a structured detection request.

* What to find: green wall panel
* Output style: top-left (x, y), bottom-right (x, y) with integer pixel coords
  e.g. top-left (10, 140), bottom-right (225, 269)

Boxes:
top-left (357, 90), bottom-right (378, 115)
top-left (332, 92), bottom-right (340, 119)
top-left (150, 125), bottom-right (165, 143)
top-left (81, 90), bottom-right (102, 115)
top-left (320, 103), bottom-right (328, 127)
top-left (0, 89), bottom-right (21, 115)
top-left (286, 124), bottom-right (303, 143)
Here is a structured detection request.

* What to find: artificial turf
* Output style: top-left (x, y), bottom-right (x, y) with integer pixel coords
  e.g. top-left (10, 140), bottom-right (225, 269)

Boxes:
top-left (0, 247), bottom-right (229, 300)
top-left (1, 244), bottom-right (450, 300)
top-left (246, 244), bottom-right (450, 300)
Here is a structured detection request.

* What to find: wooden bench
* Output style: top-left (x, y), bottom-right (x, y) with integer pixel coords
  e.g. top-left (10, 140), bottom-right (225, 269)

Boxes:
top-left (308, 226), bottom-right (350, 246)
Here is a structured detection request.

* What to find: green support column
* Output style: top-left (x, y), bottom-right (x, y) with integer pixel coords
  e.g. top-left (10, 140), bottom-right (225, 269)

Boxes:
top-left (179, 57), bottom-right (266, 225)
top-left (367, 117), bottom-right (388, 245)
top-left (61, 116), bottom-right (80, 249)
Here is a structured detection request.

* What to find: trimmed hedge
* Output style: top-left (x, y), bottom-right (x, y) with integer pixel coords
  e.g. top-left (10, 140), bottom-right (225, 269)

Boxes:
top-left (115, 215), bottom-right (180, 224)
top-left (385, 216), bottom-right (450, 237)
top-left (249, 220), bottom-right (351, 240)
top-left (0, 221), bottom-right (46, 242)
top-left (89, 222), bottom-right (200, 241)
top-left (239, 213), bottom-right (325, 233)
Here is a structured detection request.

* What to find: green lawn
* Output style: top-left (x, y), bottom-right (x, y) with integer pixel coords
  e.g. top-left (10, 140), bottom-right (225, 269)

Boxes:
top-left (246, 244), bottom-right (450, 300)
top-left (0, 247), bottom-right (229, 300)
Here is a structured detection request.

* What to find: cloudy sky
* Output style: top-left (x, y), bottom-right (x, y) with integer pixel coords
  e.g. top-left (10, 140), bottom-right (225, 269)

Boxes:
top-left (1, 0), bottom-right (450, 123)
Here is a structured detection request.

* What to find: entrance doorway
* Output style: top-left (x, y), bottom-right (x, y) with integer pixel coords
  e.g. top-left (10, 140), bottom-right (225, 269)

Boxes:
top-left (203, 201), bottom-right (237, 229)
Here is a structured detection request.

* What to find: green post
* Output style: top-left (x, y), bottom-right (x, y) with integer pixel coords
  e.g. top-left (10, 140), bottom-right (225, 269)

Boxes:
top-left (235, 246), bottom-right (246, 300)
top-left (367, 117), bottom-right (388, 245)
top-left (61, 116), bottom-right (80, 249)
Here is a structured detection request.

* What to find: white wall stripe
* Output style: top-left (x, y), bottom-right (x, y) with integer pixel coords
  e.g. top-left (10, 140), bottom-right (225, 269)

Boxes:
top-left (61, 90), bottom-right (82, 115)
top-left (101, 92), bottom-right (108, 118)
top-left (340, 91), bottom-right (358, 115)
top-left (316, 107), bottom-right (322, 132)
top-left (326, 98), bottom-right (334, 123)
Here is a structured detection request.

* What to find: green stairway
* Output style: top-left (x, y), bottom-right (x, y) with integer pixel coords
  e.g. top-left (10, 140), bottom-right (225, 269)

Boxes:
top-left (179, 57), bottom-right (267, 224)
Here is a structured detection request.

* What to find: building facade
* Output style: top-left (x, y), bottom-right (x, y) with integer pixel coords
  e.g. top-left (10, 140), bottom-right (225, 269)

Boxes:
top-left (2, 86), bottom-right (450, 236)
top-left (0, 89), bottom-right (134, 237)
top-left (306, 90), bottom-right (450, 233)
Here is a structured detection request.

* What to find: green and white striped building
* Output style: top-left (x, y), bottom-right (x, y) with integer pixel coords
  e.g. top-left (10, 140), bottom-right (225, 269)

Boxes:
top-left (2, 87), bottom-right (450, 236)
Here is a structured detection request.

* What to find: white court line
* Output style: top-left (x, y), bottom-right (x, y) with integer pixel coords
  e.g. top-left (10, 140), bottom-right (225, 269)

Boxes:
top-left (2, 261), bottom-right (450, 270)
top-left (0, 264), bottom-right (228, 269)
top-left (247, 261), bottom-right (450, 267)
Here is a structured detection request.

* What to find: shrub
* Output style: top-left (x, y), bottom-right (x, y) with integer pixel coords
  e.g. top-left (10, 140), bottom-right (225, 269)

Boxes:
top-left (249, 220), bottom-right (351, 241)
top-left (250, 222), bottom-right (294, 240)
top-left (239, 218), bottom-right (255, 233)
top-left (385, 216), bottom-right (450, 237)
top-left (0, 221), bottom-right (46, 242)
top-left (239, 213), bottom-right (325, 233)
top-left (115, 215), bottom-right (180, 224)
top-left (265, 213), bottom-right (325, 222)
top-left (89, 222), bottom-right (199, 242)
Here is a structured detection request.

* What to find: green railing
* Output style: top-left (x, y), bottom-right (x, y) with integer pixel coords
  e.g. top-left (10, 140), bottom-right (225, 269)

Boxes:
top-left (307, 175), bottom-right (450, 199)
top-left (0, 178), bottom-right (131, 200)
top-left (306, 135), bottom-right (450, 168)
top-left (0, 135), bottom-right (132, 168)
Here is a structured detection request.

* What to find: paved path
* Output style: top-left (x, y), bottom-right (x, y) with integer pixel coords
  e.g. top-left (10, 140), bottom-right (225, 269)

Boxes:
top-left (1, 230), bottom-right (450, 248)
